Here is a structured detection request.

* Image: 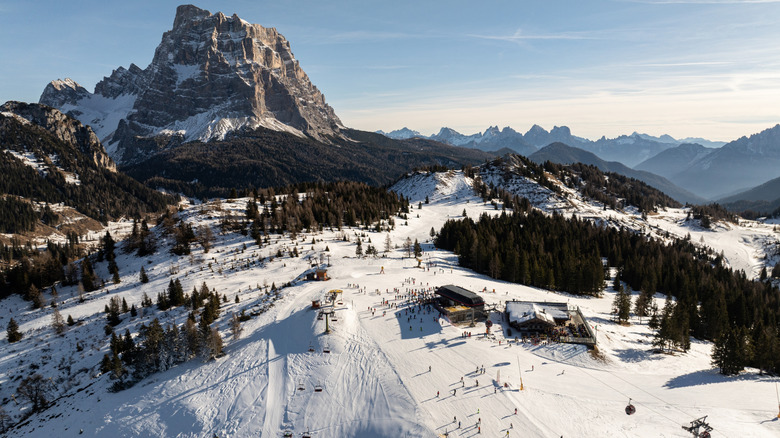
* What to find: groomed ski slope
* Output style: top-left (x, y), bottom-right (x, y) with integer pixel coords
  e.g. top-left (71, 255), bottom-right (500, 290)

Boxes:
top-left (2, 170), bottom-right (779, 437)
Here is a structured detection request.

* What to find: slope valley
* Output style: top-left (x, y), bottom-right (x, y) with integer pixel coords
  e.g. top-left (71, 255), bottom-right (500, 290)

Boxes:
top-left (1, 165), bottom-right (778, 437)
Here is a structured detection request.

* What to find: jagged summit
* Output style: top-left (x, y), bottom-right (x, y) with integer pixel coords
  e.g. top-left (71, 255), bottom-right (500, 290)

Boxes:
top-left (40, 4), bottom-right (343, 164)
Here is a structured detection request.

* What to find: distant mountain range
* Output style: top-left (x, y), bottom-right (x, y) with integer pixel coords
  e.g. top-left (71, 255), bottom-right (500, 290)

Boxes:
top-left (378, 125), bottom-right (726, 168)
top-left (380, 123), bottom-right (780, 209)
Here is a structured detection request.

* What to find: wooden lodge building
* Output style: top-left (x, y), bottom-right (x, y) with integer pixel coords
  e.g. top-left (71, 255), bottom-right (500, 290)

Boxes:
top-left (434, 285), bottom-right (486, 324)
top-left (505, 300), bottom-right (597, 346)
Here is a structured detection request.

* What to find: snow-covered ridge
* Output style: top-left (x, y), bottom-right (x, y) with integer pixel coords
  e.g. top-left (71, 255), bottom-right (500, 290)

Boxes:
top-left (393, 166), bottom-right (780, 279)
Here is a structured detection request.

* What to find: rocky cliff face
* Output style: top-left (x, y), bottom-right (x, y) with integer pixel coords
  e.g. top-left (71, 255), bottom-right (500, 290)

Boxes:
top-left (2, 101), bottom-right (115, 171)
top-left (40, 4), bottom-right (343, 165)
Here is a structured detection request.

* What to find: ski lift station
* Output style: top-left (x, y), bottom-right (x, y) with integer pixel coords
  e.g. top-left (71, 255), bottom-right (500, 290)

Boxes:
top-left (434, 285), bottom-right (486, 324)
top-left (505, 300), bottom-right (597, 346)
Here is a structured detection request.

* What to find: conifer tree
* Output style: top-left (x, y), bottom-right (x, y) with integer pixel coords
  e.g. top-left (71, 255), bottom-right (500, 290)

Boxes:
top-left (52, 307), bottom-right (65, 334)
top-left (27, 284), bottom-right (44, 309)
top-left (7, 318), bottom-right (22, 343)
top-left (712, 326), bottom-right (748, 375)
top-left (613, 285), bottom-right (631, 324)
top-left (107, 296), bottom-right (122, 326)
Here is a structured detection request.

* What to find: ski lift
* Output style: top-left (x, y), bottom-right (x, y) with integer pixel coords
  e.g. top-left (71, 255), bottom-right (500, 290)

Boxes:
top-left (282, 431), bottom-right (293, 438)
top-left (297, 381), bottom-right (305, 391)
top-left (317, 312), bottom-right (323, 320)
top-left (308, 343), bottom-right (315, 352)
top-left (682, 415), bottom-right (713, 438)
top-left (625, 398), bottom-right (636, 415)
top-left (302, 431), bottom-right (312, 438)
top-left (314, 383), bottom-right (323, 392)
top-left (322, 343), bottom-right (331, 354)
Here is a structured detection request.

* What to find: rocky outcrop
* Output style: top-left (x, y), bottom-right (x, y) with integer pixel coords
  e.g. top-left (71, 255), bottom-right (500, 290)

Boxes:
top-left (1, 101), bottom-right (115, 171)
top-left (40, 4), bottom-right (343, 165)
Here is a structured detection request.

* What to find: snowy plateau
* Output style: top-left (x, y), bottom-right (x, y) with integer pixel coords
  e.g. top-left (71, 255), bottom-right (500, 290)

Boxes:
top-left (1, 169), bottom-right (780, 438)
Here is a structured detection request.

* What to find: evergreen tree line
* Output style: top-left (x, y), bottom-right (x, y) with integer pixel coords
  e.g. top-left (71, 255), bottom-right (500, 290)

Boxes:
top-left (101, 281), bottom-right (225, 390)
top-left (436, 211), bottom-right (606, 295)
top-left (436, 210), bottom-right (780, 374)
top-left (243, 181), bottom-right (409, 237)
top-left (688, 203), bottom-right (738, 228)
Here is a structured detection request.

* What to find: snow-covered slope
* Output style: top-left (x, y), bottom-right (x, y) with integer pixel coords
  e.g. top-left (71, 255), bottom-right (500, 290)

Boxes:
top-left (2, 183), bottom-right (779, 437)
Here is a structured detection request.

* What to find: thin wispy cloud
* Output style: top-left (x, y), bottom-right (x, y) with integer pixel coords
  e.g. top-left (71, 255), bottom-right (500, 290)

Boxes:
top-left (469, 29), bottom-right (601, 42)
top-left (317, 30), bottom-right (427, 43)
top-left (632, 61), bottom-right (734, 67)
top-left (364, 65), bottom-right (410, 70)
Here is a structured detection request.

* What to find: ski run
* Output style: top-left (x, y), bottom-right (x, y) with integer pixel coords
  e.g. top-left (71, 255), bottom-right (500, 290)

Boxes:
top-left (1, 169), bottom-right (779, 437)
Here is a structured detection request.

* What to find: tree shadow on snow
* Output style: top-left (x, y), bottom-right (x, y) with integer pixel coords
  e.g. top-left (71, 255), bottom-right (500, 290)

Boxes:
top-left (664, 368), bottom-right (777, 389)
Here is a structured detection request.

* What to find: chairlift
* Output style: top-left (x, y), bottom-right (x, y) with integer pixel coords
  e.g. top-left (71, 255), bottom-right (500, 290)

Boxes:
top-left (323, 343), bottom-right (331, 354)
top-left (302, 431), bottom-right (312, 438)
top-left (282, 431), bottom-right (293, 438)
top-left (308, 342), bottom-right (315, 352)
top-left (625, 398), bottom-right (636, 415)
top-left (314, 383), bottom-right (323, 392)
top-left (317, 312), bottom-right (323, 320)
top-left (297, 381), bottom-right (305, 391)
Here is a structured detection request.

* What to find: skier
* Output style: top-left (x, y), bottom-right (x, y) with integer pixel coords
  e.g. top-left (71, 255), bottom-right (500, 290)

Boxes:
top-left (514, 408), bottom-right (517, 415)
top-left (437, 391), bottom-right (439, 397)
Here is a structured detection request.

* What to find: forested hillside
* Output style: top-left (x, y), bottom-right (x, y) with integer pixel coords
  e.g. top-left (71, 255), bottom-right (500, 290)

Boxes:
top-left (436, 210), bottom-right (780, 374)
top-left (123, 127), bottom-right (492, 198)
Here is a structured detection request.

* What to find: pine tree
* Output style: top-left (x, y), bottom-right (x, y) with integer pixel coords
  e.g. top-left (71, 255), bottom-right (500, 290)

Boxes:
top-left (205, 326), bottom-right (224, 360)
top-left (355, 239), bottom-right (363, 257)
top-left (80, 257), bottom-right (98, 292)
top-left (634, 289), bottom-right (653, 323)
top-left (712, 326), bottom-right (747, 375)
top-left (27, 284), bottom-right (44, 309)
top-left (51, 307), bottom-right (65, 334)
top-left (67, 314), bottom-right (75, 326)
top-left (613, 285), bottom-right (631, 324)
top-left (7, 318), bottom-right (22, 343)
top-left (413, 239), bottom-right (422, 258)
top-left (107, 296), bottom-right (122, 326)
top-left (384, 233), bottom-right (392, 253)
top-left (230, 312), bottom-right (242, 341)
top-left (653, 298), bottom-right (675, 353)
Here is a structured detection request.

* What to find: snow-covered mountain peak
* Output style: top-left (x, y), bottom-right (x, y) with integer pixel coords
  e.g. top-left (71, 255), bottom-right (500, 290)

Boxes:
top-left (39, 5), bottom-right (343, 165)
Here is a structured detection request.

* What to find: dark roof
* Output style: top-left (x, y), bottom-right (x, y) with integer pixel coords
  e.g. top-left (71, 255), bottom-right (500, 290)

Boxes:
top-left (436, 285), bottom-right (484, 307)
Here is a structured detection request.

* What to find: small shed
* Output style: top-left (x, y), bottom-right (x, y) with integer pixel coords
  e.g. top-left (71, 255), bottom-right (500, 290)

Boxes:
top-left (316, 268), bottom-right (329, 281)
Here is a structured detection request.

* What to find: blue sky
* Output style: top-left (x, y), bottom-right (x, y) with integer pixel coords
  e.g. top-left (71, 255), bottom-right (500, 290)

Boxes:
top-left (1, 0), bottom-right (779, 141)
